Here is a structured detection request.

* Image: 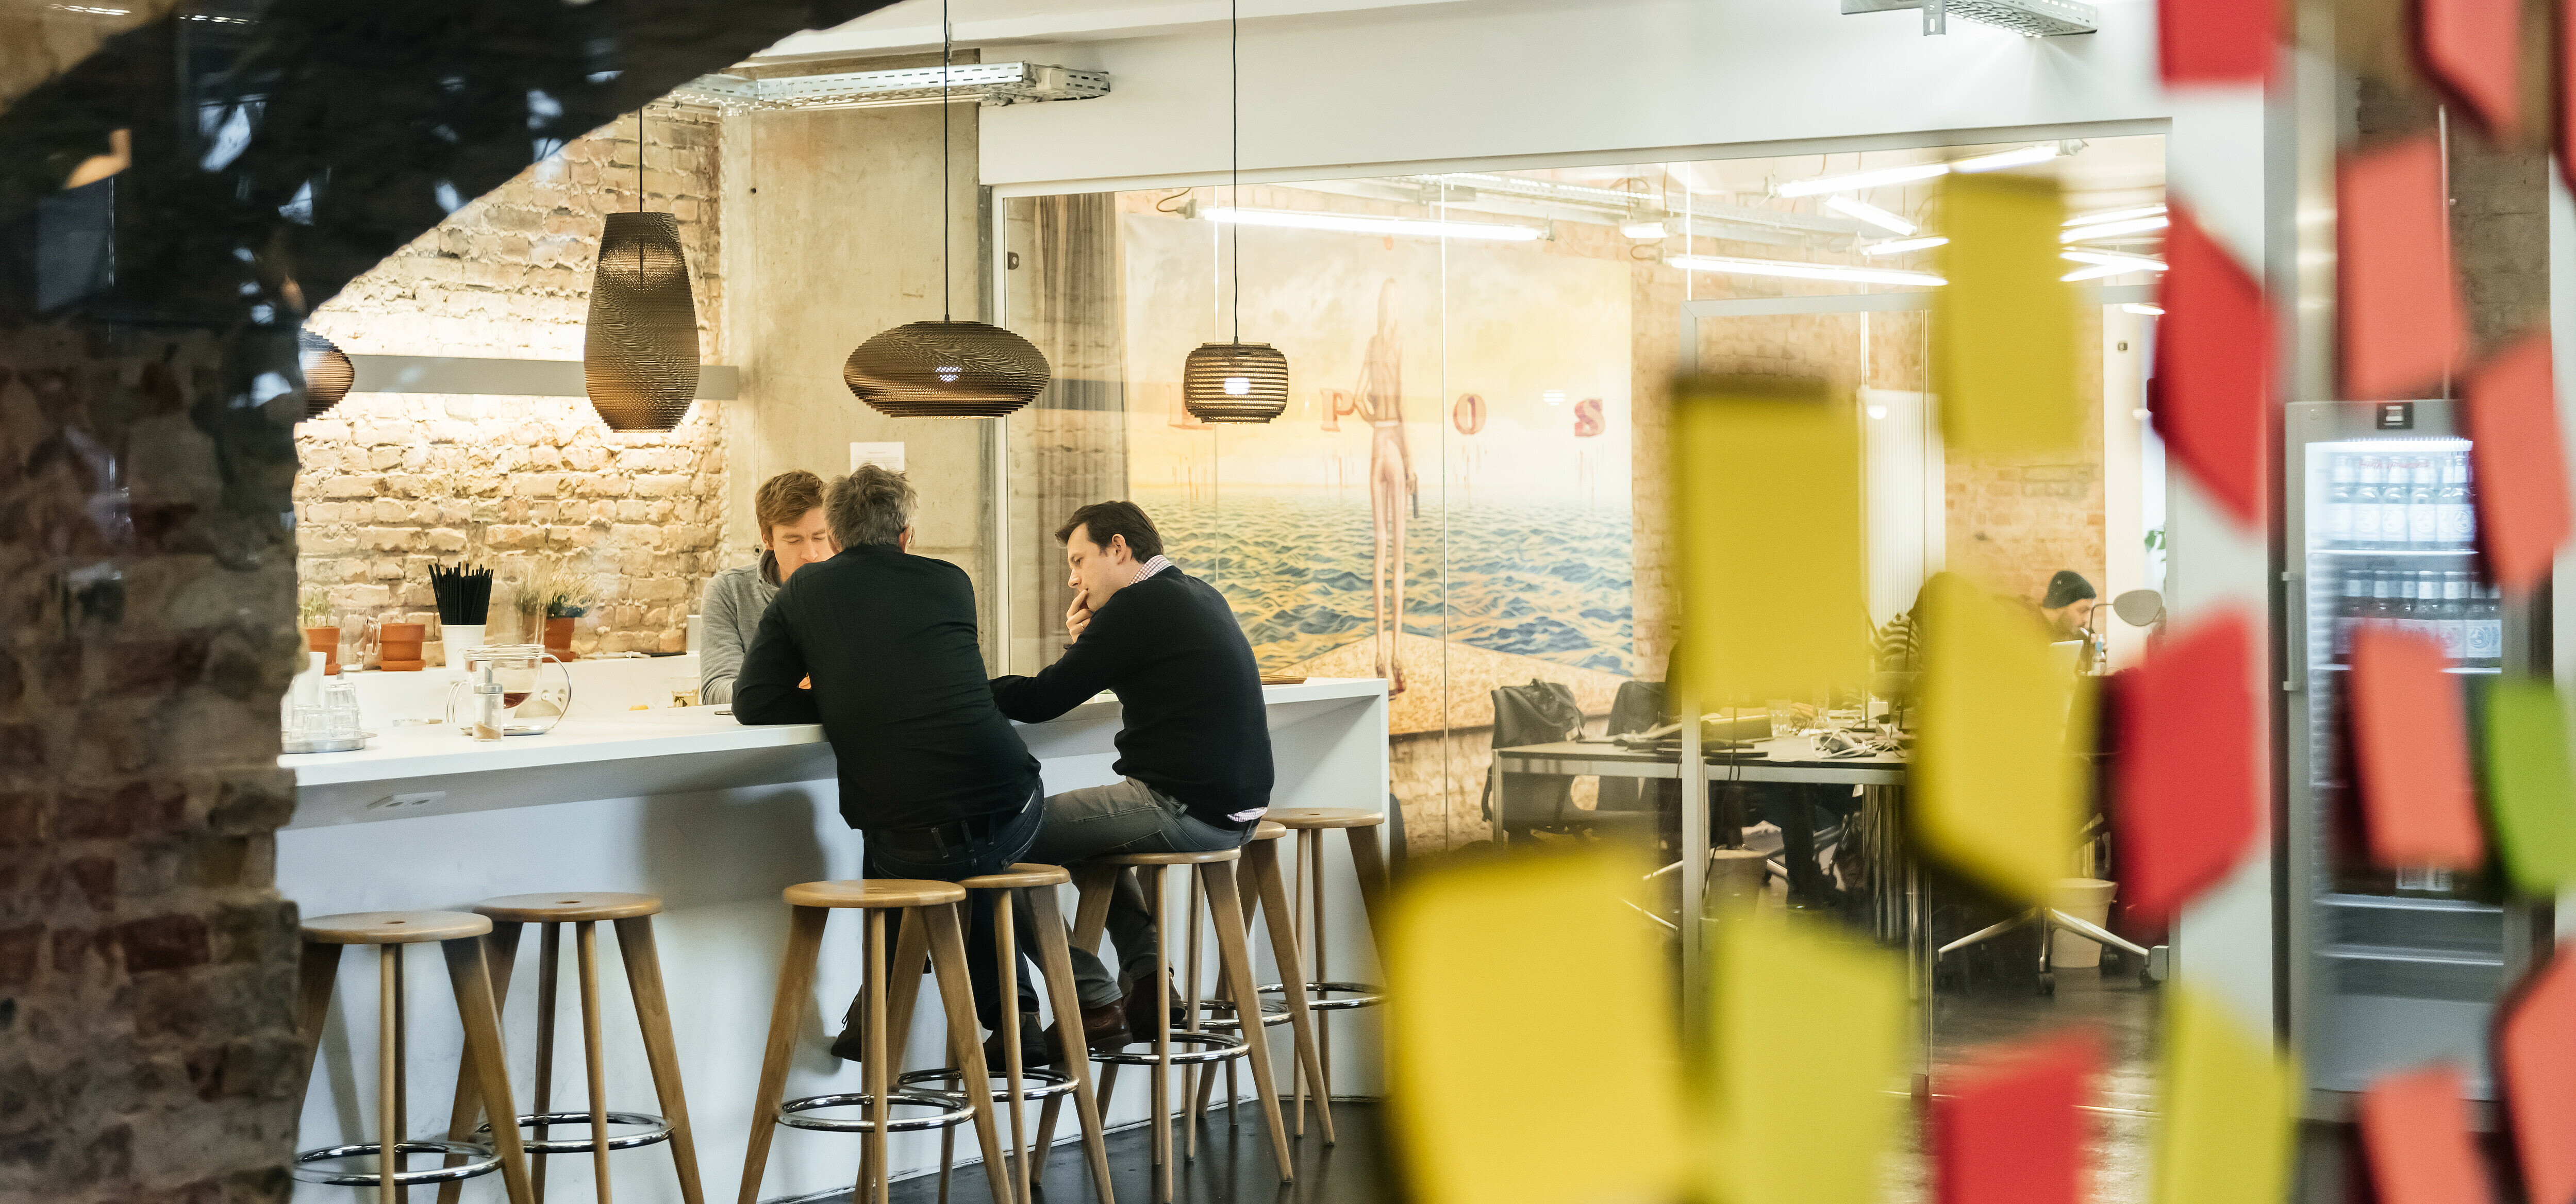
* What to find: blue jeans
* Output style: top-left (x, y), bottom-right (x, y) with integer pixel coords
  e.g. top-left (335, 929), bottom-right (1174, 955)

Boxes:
top-left (860, 789), bottom-right (1045, 1030)
top-left (1014, 778), bottom-right (1253, 1009)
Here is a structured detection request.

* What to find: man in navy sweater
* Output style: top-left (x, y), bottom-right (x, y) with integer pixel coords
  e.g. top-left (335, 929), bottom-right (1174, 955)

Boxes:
top-left (990, 500), bottom-right (1274, 1050)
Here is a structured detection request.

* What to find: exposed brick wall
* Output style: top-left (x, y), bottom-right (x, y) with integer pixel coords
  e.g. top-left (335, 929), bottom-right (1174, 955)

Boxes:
top-left (1945, 306), bottom-right (2108, 604)
top-left (295, 108), bottom-right (727, 657)
top-left (0, 325), bottom-right (306, 1203)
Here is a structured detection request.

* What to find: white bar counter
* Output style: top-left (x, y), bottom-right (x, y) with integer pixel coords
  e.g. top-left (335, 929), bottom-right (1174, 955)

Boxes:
top-left (278, 658), bottom-right (1389, 1203)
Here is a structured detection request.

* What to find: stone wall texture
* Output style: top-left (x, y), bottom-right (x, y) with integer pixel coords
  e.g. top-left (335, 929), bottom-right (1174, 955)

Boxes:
top-left (296, 108), bottom-right (727, 657)
top-left (0, 324), bottom-right (308, 1204)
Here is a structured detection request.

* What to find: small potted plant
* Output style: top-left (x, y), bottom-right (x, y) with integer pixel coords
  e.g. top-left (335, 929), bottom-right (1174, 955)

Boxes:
top-left (542, 580), bottom-right (592, 662)
top-left (298, 589), bottom-right (340, 675)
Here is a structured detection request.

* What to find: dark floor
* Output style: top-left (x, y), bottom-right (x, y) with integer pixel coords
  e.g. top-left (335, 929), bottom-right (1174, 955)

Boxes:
top-left (852, 1099), bottom-right (1394, 1204)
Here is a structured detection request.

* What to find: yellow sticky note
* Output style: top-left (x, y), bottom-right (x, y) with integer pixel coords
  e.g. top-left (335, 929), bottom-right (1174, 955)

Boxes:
top-left (1704, 910), bottom-right (1908, 1204)
top-left (1915, 573), bottom-right (2090, 902)
top-left (2153, 988), bottom-right (2296, 1204)
top-left (1935, 172), bottom-right (2079, 455)
top-left (1671, 375), bottom-right (1868, 704)
top-left (1387, 852), bottom-right (1686, 1204)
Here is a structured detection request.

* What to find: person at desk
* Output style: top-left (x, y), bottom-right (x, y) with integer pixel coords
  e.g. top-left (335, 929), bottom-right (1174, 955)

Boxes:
top-left (1660, 646), bottom-right (1858, 912)
top-left (732, 466), bottom-right (1044, 1052)
top-left (2027, 570), bottom-right (2100, 672)
top-left (699, 470), bottom-right (835, 704)
top-left (990, 500), bottom-right (1274, 1052)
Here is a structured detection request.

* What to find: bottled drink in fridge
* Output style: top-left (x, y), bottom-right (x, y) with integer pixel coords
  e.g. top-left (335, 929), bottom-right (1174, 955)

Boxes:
top-left (2417, 571), bottom-right (2445, 649)
top-left (2369, 568), bottom-right (2399, 627)
top-left (2439, 572), bottom-right (2470, 662)
top-left (2407, 457), bottom-right (2440, 549)
top-left (2326, 454), bottom-right (2358, 548)
top-left (2334, 568), bottom-right (2369, 661)
top-left (2379, 458), bottom-right (2411, 551)
top-left (2355, 457), bottom-right (2387, 548)
top-left (2469, 583), bottom-right (2505, 668)
top-left (2439, 452), bottom-right (2474, 551)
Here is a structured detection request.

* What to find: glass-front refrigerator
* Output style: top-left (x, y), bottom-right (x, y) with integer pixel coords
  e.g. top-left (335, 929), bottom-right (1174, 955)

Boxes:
top-left (2284, 398), bottom-right (2546, 1115)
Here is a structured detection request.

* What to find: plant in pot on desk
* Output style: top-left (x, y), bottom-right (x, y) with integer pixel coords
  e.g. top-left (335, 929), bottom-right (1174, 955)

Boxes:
top-left (298, 589), bottom-right (339, 675)
top-left (541, 586), bottom-right (590, 661)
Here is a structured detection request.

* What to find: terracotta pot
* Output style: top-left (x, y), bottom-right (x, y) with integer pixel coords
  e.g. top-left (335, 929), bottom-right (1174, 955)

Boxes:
top-left (379, 622), bottom-right (425, 664)
top-left (543, 617), bottom-right (579, 661)
top-left (379, 659), bottom-right (426, 673)
top-left (303, 626), bottom-right (340, 676)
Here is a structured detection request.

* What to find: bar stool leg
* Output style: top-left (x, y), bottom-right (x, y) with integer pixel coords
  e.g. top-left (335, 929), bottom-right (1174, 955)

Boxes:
top-left (996, 891), bottom-right (1029, 1204)
top-left (878, 912), bottom-right (934, 1067)
top-left (380, 944), bottom-right (400, 1204)
top-left (574, 922), bottom-right (614, 1204)
top-left (613, 917), bottom-right (705, 1204)
top-left (393, 947), bottom-right (409, 1204)
top-left (1248, 839), bottom-right (1333, 1145)
top-left (533, 923), bottom-right (560, 1204)
top-left (1024, 885), bottom-right (1116, 1204)
top-left (1180, 875), bottom-right (1203, 1160)
top-left (1305, 829), bottom-right (1332, 1105)
top-left (921, 902), bottom-right (1017, 1204)
top-left (1202, 863), bottom-right (1294, 1183)
top-left (1344, 824), bottom-right (1392, 944)
top-left (443, 934), bottom-right (537, 1204)
top-left (863, 911), bottom-right (891, 1204)
top-left (1148, 868), bottom-right (1172, 1200)
top-left (438, 922), bottom-right (525, 1204)
top-left (738, 907), bottom-right (826, 1204)
top-left (295, 940), bottom-right (343, 1095)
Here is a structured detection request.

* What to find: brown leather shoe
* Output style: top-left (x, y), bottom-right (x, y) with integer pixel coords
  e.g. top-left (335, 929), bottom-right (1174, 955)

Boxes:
top-left (1046, 999), bottom-right (1131, 1056)
top-left (1121, 969), bottom-right (1184, 1039)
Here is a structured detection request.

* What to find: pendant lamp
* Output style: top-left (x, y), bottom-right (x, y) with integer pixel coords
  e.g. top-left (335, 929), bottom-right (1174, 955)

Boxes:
top-left (297, 330), bottom-right (354, 418)
top-left (585, 109), bottom-right (701, 431)
top-left (1181, 0), bottom-right (1289, 424)
top-left (844, 0), bottom-right (1050, 419)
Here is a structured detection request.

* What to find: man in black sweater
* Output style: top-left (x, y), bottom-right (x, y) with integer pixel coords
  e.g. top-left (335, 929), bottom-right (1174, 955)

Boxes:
top-left (990, 500), bottom-right (1274, 1048)
top-left (735, 465), bottom-right (1043, 1049)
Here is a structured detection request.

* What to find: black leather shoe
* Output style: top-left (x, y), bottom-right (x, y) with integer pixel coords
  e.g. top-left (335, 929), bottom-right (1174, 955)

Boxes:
top-left (1121, 969), bottom-right (1184, 1039)
top-left (984, 1010), bottom-right (1053, 1071)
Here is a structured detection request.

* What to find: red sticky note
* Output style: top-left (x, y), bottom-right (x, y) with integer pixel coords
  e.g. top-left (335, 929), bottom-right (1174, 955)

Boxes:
top-left (2359, 1064), bottom-right (2492, 1204)
top-left (2416, 0), bottom-right (2522, 139)
top-left (2149, 204), bottom-right (2269, 527)
top-left (2466, 332), bottom-right (2571, 595)
top-left (1931, 1030), bottom-right (2098, 1204)
top-left (2158, 0), bottom-right (2276, 84)
top-left (2113, 611), bottom-right (2262, 921)
top-left (2338, 138), bottom-right (2468, 402)
top-left (2498, 952), bottom-right (2576, 1204)
top-left (2348, 624), bottom-right (2485, 869)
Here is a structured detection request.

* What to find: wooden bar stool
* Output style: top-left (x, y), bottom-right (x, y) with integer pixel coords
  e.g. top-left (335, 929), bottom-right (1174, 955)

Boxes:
top-left (1189, 821), bottom-right (1333, 1144)
top-left (433, 892), bottom-right (702, 1204)
top-left (1076, 848), bottom-right (1292, 1200)
top-left (738, 880), bottom-right (1011, 1204)
top-left (1267, 808), bottom-right (1391, 1119)
top-left (887, 864), bottom-right (1113, 1204)
top-left (292, 911), bottom-right (534, 1204)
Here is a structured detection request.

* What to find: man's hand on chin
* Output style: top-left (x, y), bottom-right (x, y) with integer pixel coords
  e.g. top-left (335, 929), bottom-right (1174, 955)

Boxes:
top-left (1066, 588), bottom-right (1094, 643)
top-left (799, 676), bottom-right (812, 690)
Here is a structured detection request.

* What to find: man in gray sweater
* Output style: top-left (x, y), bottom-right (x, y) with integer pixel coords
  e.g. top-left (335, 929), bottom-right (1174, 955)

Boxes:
top-left (699, 470), bottom-right (835, 703)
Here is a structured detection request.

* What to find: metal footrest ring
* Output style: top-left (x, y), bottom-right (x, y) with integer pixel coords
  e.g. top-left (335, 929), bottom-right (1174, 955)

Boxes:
top-left (477, 1110), bottom-right (673, 1155)
top-left (1257, 980), bottom-right (1384, 1011)
top-left (777, 1090), bottom-right (974, 1134)
top-left (899, 1065), bottom-right (1078, 1102)
top-left (291, 1141), bottom-right (502, 1187)
top-left (1196, 997), bottom-right (1293, 1031)
top-left (1091, 1029), bottom-right (1248, 1066)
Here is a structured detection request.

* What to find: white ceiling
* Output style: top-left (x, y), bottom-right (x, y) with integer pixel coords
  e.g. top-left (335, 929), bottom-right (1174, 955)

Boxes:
top-left (751, 0), bottom-right (1556, 61)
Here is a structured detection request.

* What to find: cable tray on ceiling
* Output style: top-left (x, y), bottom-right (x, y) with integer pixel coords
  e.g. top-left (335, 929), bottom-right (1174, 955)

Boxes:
top-left (671, 62), bottom-right (1110, 112)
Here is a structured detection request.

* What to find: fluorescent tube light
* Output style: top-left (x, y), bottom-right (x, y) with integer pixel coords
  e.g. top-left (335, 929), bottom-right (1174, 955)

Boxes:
top-left (2121, 303), bottom-right (2166, 315)
top-left (2060, 263), bottom-right (2129, 281)
top-left (2062, 249), bottom-right (2168, 273)
top-left (1825, 196), bottom-right (1919, 235)
top-left (2061, 215), bottom-right (2170, 243)
top-left (1777, 162), bottom-right (1953, 198)
top-left (1203, 207), bottom-right (1545, 241)
top-left (2065, 204), bottom-right (2167, 227)
top-left (1863, 236), bottom-right (1949, 256)
top-left (1620, 221), bottom-right (1669, 240)
top-left (1950, 144), bottom-right (2065, 174)
top-left (1670, 255), bottom-right (1946, 287)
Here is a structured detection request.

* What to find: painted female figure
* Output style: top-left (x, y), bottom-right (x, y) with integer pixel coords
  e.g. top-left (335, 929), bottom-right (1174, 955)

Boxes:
top-left (1354, 279), bottom-right (1415, 694)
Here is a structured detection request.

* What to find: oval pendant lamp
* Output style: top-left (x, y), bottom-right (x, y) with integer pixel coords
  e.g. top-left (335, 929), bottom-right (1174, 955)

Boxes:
top-left (844, 0), bottom-right (1050, 419)
top-left (297, 330), bottom-right (354, 417)
top-left (585, 107), bottom-right (702, 431)
top-left (1182, 0), bottom-right (1289, 424)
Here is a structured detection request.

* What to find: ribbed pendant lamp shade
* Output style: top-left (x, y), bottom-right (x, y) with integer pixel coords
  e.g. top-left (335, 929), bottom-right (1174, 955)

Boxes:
top-left (843, 320), bottom-right (1051, 418)
top-left (297, 331), bottom-right (354, 418)
top-left (1181, 341), bottom-right (1289, 423)
top-left (584, 211), bottom-right (701, 431)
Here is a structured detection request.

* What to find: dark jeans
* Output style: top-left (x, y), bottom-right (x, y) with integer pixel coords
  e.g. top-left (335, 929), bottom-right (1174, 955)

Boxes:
top-left (1012, 777), bottom-right (1254, 1010)
top-left (1747, 783), bottom-right (1860, 900)
top-left (856, 787), bottom-right (1045, 1033)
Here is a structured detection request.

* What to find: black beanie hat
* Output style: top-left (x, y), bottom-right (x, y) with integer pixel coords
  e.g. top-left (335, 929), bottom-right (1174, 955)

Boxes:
top-left (2043, 571), bottom-right (2097, 610)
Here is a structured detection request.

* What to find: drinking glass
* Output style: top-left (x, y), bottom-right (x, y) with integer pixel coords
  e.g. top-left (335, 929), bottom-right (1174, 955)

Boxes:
top-left (669, 675), bottom-right (700, 709)
top-left (1766, 699), bottom-right (1797, 739)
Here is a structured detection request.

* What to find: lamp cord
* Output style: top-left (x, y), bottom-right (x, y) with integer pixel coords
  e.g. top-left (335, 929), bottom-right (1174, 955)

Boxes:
top-left (1230, 0), bottom-right (1239, 346)
top-left (942, 0), bottom-right (953, 323)
top-left (636, 107), bottom-right (642, 212)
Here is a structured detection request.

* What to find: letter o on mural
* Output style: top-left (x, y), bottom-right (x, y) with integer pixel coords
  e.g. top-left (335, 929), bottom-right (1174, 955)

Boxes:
top-left (1573, 397), bottom-right (1605, 437)
top-left (1452, 393), bottom-right (1486, 436)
